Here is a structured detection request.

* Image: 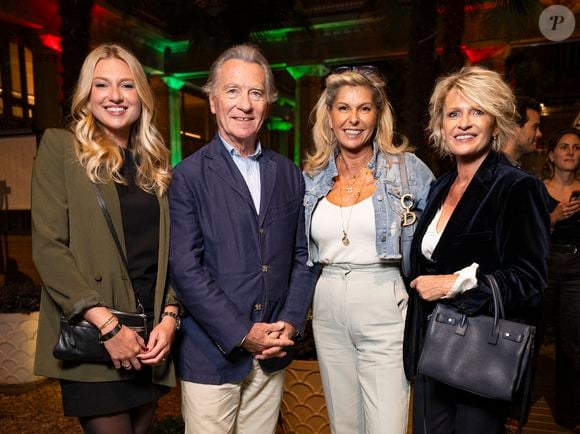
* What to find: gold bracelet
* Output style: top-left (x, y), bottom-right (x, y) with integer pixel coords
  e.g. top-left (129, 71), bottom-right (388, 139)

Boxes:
top-left (98, 314), bottom-right (117, 332)
top-left (99, 322), bottom-right (122, 342)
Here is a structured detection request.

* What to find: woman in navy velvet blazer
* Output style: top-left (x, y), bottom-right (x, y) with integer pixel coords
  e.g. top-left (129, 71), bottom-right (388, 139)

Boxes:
top-left (403, 66), bottom-right (550, 434)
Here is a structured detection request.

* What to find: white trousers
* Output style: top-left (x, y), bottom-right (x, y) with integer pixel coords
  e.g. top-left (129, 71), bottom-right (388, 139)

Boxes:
top-left (313, 264), bottom-right (410, 434)
top-left (181, 359), bottom-right (285, 434)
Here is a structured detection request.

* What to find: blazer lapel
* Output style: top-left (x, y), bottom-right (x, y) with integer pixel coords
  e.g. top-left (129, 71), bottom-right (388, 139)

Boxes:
top-left (414, 172), bottom-right (454, 250)
top-left (206, 138), bottom-right (257, 213)
top-left (258, 152), bottom-right (277, 227)
top-left (432, 152), bottom-right (496, 261)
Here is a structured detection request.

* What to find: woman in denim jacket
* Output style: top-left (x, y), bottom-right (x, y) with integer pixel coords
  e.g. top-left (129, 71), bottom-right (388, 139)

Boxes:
top-left (303, 67), bottom-right (434, 433)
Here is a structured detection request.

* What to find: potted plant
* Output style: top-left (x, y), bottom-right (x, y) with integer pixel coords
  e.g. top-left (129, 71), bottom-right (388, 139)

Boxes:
top-left (0, 273), bottom-right (44, 387)
top-left (278, 309), bottom-right (330, 434)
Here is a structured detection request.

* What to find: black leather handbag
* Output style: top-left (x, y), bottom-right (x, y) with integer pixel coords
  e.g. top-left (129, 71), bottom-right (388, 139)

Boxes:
top-left (53, 309), bottom-right (147, 362)
top-left (417, 275), bottom-right (535, 402)
top-left (52, 184), bottom-right (148, 363)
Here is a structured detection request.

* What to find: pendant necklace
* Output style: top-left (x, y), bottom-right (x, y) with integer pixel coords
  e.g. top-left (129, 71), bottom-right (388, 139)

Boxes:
top-left (338, 154), bottom-right (366, 194)
top-left (339, 168), bottom-right (369, 246)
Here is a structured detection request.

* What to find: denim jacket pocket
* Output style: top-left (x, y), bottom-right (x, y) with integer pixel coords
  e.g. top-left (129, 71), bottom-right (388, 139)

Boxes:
top-left (383, 181), bottom-right (405, 217)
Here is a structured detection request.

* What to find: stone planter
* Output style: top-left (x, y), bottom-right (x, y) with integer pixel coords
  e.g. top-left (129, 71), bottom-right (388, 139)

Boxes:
top-left (278, 359), bottom-right (330, 434)
top-left (0, 312), bottom-right (44, 385)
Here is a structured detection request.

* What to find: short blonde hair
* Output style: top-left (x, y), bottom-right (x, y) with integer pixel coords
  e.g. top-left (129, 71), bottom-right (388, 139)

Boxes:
top-left (202, 44), bottom-right (278, 103)
top-left (304, 69), bottom-right (409, 175)
top-left (70, 44), bottom-right (171, 194)
top-left (428, 66), bottom-right (517, 157)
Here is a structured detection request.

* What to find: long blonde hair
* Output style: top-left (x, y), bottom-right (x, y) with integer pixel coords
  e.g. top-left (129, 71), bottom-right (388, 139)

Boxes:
top-left (70, 44), bottom-right (171, 194)
top-left (428, 66), bottom-right (517, 157)
top-left (304, 69), bottom-right (409, 176)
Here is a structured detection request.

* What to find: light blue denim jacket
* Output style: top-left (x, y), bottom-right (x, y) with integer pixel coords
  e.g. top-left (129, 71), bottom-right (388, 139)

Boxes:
top-left (303, 142), bottom-right (435, 266)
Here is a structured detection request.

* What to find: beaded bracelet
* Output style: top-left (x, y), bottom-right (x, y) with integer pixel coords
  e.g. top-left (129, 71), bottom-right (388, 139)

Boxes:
top-left (99, 322), bottom-right (122, 342)
top-left (98, 314), bottom-right (117, 332)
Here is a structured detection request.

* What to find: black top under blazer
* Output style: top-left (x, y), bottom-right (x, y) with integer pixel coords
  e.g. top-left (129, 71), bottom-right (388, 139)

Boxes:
top-left (403, 151), bottom-right (551, 380)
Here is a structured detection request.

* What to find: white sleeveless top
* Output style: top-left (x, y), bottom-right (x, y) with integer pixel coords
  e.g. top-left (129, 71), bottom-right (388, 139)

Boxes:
top-left (311, 196), bottom-right (379, 265)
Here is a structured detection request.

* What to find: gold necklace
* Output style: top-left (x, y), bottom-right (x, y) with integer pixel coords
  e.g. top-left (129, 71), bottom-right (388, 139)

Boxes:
top-left (339, 169), bottom-right (369, 246)
top-left (338, 154), bottom-right (367, 194)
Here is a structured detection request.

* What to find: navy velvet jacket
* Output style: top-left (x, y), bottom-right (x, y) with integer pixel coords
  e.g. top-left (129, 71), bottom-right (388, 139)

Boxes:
top-left (403, 151), bottom-right (550, 380)
top-left (169, 135), bottom-right (315, 385)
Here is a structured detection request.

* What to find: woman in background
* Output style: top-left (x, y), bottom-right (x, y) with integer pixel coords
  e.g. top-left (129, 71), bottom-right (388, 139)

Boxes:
top-left (542, 127), bottom-right (580, 432)
top-left (403, 66), bottom-right (550, 433)
top-left (32, 44), bottom-right (179, 434)
top-left (303, 66), bottom-right (433, 433)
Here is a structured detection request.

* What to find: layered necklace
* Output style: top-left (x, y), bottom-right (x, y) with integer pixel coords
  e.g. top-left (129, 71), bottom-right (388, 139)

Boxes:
top-left (337, 153), bottom-right (371, 246)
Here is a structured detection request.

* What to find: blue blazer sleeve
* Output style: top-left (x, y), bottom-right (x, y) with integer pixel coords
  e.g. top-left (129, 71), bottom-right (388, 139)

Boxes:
top-left (276, 172), bottom-right (316, 335)
top-left (169, 165), bottom-right (252, 354)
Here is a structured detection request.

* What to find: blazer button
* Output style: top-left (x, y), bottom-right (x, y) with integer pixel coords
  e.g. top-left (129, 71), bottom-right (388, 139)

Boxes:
top-left (262, 265), bottom-right (269, 273)
top-left (377, 194), bottom-right (384, 201)
top-left (259, 228), bottom-right (265, 235)
top-left (254, 303), bottom-right (262, 311)
top-left (94, 274), bottom-right (102, 282)
top-left (381, 235), bottom-right (387, 242)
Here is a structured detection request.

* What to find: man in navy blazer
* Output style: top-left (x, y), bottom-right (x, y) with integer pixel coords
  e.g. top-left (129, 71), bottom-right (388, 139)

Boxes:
top-left (169, 44), bottom-right (315, 433)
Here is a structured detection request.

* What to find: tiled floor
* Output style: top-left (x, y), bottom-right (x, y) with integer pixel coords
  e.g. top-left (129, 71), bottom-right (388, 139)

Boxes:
top-left (0, 343), bottom-right (575, 433)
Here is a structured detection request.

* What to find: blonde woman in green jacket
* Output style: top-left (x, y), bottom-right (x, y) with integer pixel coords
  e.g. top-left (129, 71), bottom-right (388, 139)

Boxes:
top-left (32, 44), bottom-right (179, 434)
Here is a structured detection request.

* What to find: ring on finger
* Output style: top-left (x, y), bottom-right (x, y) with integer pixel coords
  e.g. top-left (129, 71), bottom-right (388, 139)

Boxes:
top-left (121, 362), bottom-right (131, 369)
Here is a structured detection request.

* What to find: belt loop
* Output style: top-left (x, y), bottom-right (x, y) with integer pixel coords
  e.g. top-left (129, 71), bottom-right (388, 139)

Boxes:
top-left (344, 264), bottom-right (352, 276)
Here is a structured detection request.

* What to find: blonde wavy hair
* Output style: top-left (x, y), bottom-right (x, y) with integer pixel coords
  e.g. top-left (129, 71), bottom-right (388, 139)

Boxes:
top-left (428, 66), bottom-right (517, 157)
top-left (304, 69), bottom-right (409, 176)
top-left (70, 44), bottom-right (171, 194)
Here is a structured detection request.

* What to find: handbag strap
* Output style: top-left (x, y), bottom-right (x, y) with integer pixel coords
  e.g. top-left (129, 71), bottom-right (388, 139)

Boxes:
top-left (485, 274), bottom-right (506, 319)
top-left (93, 183), bottom-right (130, 274)
top-left (398, 153), bottom-right (414, 233)
top-left (398, 153), bottom-right (410, 198)
top-left (92, 183), bottom-right (144, 312)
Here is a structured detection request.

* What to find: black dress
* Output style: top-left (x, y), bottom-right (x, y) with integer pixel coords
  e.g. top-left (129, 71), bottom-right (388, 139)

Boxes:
top-left (546, 196), bottom-right (580, 430)
top-left (61, 149), bottom-right (168, 417)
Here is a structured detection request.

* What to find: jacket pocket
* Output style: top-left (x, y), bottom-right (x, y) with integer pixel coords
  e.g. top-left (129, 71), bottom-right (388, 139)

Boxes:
top-left (266, 198), bottom-right (300, 224)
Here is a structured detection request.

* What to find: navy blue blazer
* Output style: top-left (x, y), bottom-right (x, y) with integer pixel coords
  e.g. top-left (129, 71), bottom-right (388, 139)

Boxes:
top-left (169, 135), bottom-right (315, 384)
top-left (403, 151), bottom-right (550, 380)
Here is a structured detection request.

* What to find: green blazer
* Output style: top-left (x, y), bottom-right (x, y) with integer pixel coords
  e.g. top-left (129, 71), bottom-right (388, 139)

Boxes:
top-left (32, 128), bottom-right (176, 386)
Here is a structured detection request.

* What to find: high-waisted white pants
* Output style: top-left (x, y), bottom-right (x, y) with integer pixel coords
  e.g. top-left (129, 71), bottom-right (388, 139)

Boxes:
top-left (313, 263), bottom-right (410, 434)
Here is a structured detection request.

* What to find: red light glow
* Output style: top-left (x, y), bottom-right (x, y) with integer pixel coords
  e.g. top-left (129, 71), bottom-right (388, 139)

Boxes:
top-left (39, 34), bottom-right (62, 53)
top-left (461, 44), bottom-right (505, 63)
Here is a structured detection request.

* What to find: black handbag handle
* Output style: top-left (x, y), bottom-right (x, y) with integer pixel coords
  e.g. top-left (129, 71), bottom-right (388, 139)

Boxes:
top-left (486, 274), bottom-right (506, 319)
top-left (486, 274), bottom-right (507, 344)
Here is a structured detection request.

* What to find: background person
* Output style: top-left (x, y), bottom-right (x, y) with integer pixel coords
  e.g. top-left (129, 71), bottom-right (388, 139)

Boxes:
top-left (501, 96), bottom-right (542, 168)
top-left (303, 66), bottom-right (434, 433)
top-left (403, 66), bottom-right (550, 434)
top-left (541, 127), bottom-right (580, 432)
top-left (169, 44), bottom-right (315, 434)
top-left (32, 44), bottom-right (179, 434)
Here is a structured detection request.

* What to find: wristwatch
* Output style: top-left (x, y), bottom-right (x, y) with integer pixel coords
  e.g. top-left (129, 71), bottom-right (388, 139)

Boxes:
top-left (161, 311), bottom-right (181, 331)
